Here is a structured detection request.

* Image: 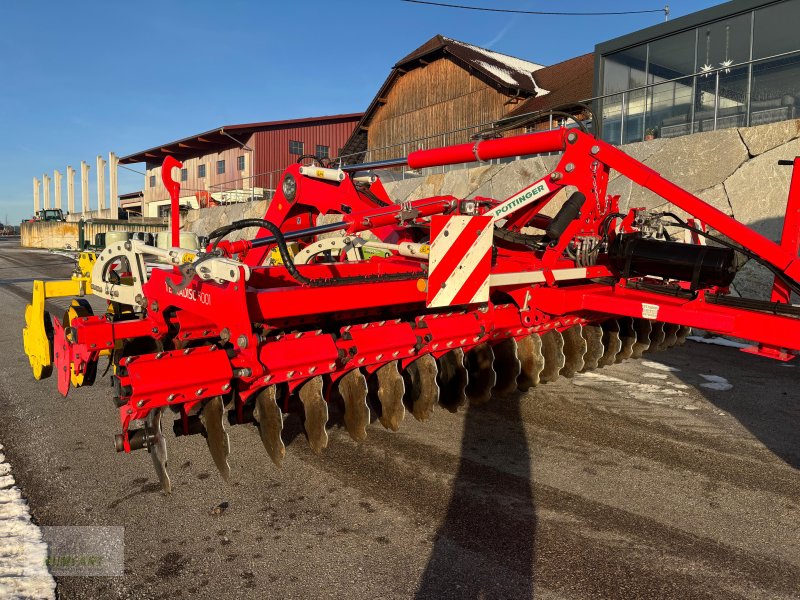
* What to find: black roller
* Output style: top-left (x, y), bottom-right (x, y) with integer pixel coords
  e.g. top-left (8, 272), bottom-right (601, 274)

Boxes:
top-left (546, 192), bottom-right (585, 241)
top-left (609, 234), bottom-right (737, 288)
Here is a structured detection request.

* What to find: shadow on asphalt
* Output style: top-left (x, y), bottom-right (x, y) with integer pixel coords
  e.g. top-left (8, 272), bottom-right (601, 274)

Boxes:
top-left (416, 396), bottom-right (536, 599)
top-left (656, 342), bottom-right (800, 470)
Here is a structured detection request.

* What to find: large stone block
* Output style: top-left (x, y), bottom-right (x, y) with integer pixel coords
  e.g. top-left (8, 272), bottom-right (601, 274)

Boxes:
top-left (383, 177), bottom-right (424, 203)
top-left (470, 157), bottom-right (549, 200)
top-left (626, 129), bottom-right (748, 210)
top-left (724, 138), bottom-right (800, 241)
top-left (738, 119), bottom-right (800, 157)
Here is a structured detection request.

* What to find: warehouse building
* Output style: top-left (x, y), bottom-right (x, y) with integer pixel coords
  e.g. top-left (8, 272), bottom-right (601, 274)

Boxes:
top-left (120, 113), bottom-right (361, 217)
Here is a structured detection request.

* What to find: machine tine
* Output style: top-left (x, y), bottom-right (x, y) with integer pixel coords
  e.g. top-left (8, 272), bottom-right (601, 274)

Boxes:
top-left (616, 317), bottom-right (637, 363)
top-left (253, 385), bottom-right (285, 467)
top-left (663, 323), bottom-right (680, 348)
top-left (598, 320), bottom-right (622, 367)
top-left (145, 408), bottom-right (171, 494)
top-left (539, 329), bottom-right (565, 383)
top-left (404, 354), bottom-right (439, 421)
top-left (676, 325), bottom-right (692, 346)
top-left (464, 343), bottom-right (496, 404)
top-left (580, 324), bottom-right (604, 372)
top-left (491, 337), bottom-right (521, 397)
top-left (516, 334), bottom-right (544, 391)
top-left (631, 319), bottom-right (652, 359)
top-left (648, 321), bottom-right (667, 352)
top-left (375, 361), bottom-right (405, 431)
top-left (200, 396), bottom-right (231, 481)
top-left (436, 348), bottom-right (468, 413)
top-left (298, 375), bottom-right (328, 453)
top-left (560, 325), bottom-right (587, 378)
top-left (337, 369), bottom-right (370, 442)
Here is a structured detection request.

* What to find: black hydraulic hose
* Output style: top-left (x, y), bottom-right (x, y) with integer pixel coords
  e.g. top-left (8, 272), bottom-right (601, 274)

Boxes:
top-left (658, 211), bottom-right (800, 297)
top-left (208, 218), bottom-right (311, 285)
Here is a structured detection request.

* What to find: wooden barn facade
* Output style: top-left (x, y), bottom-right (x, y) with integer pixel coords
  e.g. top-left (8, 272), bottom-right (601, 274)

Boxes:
top-left (341, 35), bottom-right (549, 162)
top-left (341, 36), bottom-right (595, 163)
top-left (120, 113), bottom-right (361, 217)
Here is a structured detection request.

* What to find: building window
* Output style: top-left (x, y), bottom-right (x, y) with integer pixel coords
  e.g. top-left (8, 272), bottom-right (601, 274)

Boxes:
top-left (149, 175), bottom-right (156, 188)
top-left (180, 168), bottom-right (187, 182)
top-left (289, 140), bottom-right (304, 155)
top-left (158, 205), bottom-right (171, 218)
top-left (197, 164), bottom-right (206, 178)
top-left (237, 155), bottom-right (245, 171)
top-left (315, 145), bottom-right (329, 159)
top-left (217, 160), bottom-right (225, 175)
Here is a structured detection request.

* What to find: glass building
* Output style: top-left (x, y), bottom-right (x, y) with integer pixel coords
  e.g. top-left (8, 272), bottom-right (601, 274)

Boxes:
top-left (595, 0), bottom-right (800, 144)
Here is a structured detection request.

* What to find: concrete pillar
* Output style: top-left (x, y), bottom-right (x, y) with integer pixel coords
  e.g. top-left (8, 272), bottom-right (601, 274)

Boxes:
top-left (108, 152), bottom-right (118, 218)
top-left (43, 174), bottom-right (51, 209)
top-left (66, 166), bottom-right (75, 214)
top-left (80, 161), bottom-right (90, 213)
top-left (96, 155), bottom-right (106, 211)
top-left (53, 170), bottom-right (63, 210)
top-left (33, 177), bottom-right (41, 214)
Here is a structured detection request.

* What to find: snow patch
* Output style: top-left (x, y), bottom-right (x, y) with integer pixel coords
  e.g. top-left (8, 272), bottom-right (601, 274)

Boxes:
top-left (0, 444), bottom-right (55, 600)
top-left (574, 371), bottom-right (699, 410)
top-left (443, 36), bottom-right (550, 95)
top-left (699, 374), bottom-right (733, 391)
top-left (688, 335), bottom-right (749, 349)
top-left (640, 360), bottom-right (680, 372)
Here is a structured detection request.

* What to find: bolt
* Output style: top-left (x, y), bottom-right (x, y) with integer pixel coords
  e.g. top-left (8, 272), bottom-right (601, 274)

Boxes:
top-left (195, 388), bottom-right (204, 396)
top-left (156, 352), bottom-right (164, 359)
top-left (287, 370), bottom-right (296, 378)
top-left (237, 334), bottom-right (248, 349)
top-left (328, 362), bottom-right (336, 370)
top-left (183, 348), bottom-right (191, 355)
top-left (136, 400), bottom-right (145, 408)
top-left (591, 145), bottom-right (600, 154)
top-left (151, 327), bottom-right (158, 334)
top-left (167, 394), bottom-right (177, 402)
top-left (150, 301), bottom-right (158, 311)
top-left (565, 163), bottom-right (575, 173)
top-left (220, 328), bottom-right (231, 342)
top-left (309, 366), bottom-right (317, 374)
top-left (222, 383), bottom-right (231, 392)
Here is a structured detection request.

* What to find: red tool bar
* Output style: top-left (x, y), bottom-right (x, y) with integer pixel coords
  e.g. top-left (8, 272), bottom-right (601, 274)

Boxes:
top-left (407, 129), bottom-right (566, 169)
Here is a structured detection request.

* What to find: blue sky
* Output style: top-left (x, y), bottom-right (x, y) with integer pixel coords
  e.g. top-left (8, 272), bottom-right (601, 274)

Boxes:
top-left (0, 0), bottom-right (720, 223)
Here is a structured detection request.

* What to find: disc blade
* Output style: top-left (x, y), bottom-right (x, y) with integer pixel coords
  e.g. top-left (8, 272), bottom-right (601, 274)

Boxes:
top-left (560, 325), bottom-right (587, 378)
top-left (598, 320), bottom-right (622, 367)
top-left (338, 369), bottom-right (370, 442)
top-left (648, 321), bottom-right (667, 352)
top-left (516, 334), bottom-right (544, 390)
top-left (492, 337), bottom-right (521, 397)
top-left (631, 319), bottom-right (652, 359)
top-left (298, 375), bottom-right (328, 453)
top-left (253, 385), bottom-right (285, 467)
top-left (436, 348), bottom-right (468, 413)
top-left (676, 325), bottom-right (692, 346)
top-left (580, 324), bottom-right (604, 372)
top-left (200, 396), bottom-right (231, 481)
top-left (663, 323), bottom-right (680, 348)
top-left (375, 361), bottom-right (405, 432)
top-left (616, 317), bottom-right (636, 363)
top-left (464, 343), bottom-right (496, 404)
top-left (146, 408), bottom-right (171, 494)
top-left (540, 329), bottom-right (565, 383)
top-left (404, 354), bottom-right (439, 421)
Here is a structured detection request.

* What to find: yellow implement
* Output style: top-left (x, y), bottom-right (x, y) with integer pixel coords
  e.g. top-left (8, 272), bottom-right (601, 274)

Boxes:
top-left (22, 252), bottom-right (96, 380)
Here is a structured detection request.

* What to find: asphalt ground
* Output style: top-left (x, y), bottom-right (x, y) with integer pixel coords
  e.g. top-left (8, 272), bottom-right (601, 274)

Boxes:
top-left (0, 238), bottom-right (798, 599)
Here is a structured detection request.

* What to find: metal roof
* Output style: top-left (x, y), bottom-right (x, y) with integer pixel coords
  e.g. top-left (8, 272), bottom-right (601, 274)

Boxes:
top-left (119, 113), bottom-right (363, 164)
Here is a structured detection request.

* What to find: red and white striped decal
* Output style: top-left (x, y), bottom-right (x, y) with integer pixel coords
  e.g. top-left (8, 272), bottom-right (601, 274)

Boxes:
top-left (427, 215), bottom-right (493, 308)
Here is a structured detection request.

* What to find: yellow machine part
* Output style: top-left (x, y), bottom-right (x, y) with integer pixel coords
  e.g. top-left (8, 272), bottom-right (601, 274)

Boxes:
top-left (269, 242), bottom-right (300, 266)
top-left (22, 252), bottom-right (98, 380)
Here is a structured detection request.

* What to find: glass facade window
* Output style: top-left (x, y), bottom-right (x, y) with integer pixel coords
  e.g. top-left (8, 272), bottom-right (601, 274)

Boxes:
top-left (598, 1), bottom-right (800, 144)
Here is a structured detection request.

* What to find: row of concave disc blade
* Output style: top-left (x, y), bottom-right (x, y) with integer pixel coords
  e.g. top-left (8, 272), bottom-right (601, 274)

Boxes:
top-left (149, 318), bottom-right (690, 492)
